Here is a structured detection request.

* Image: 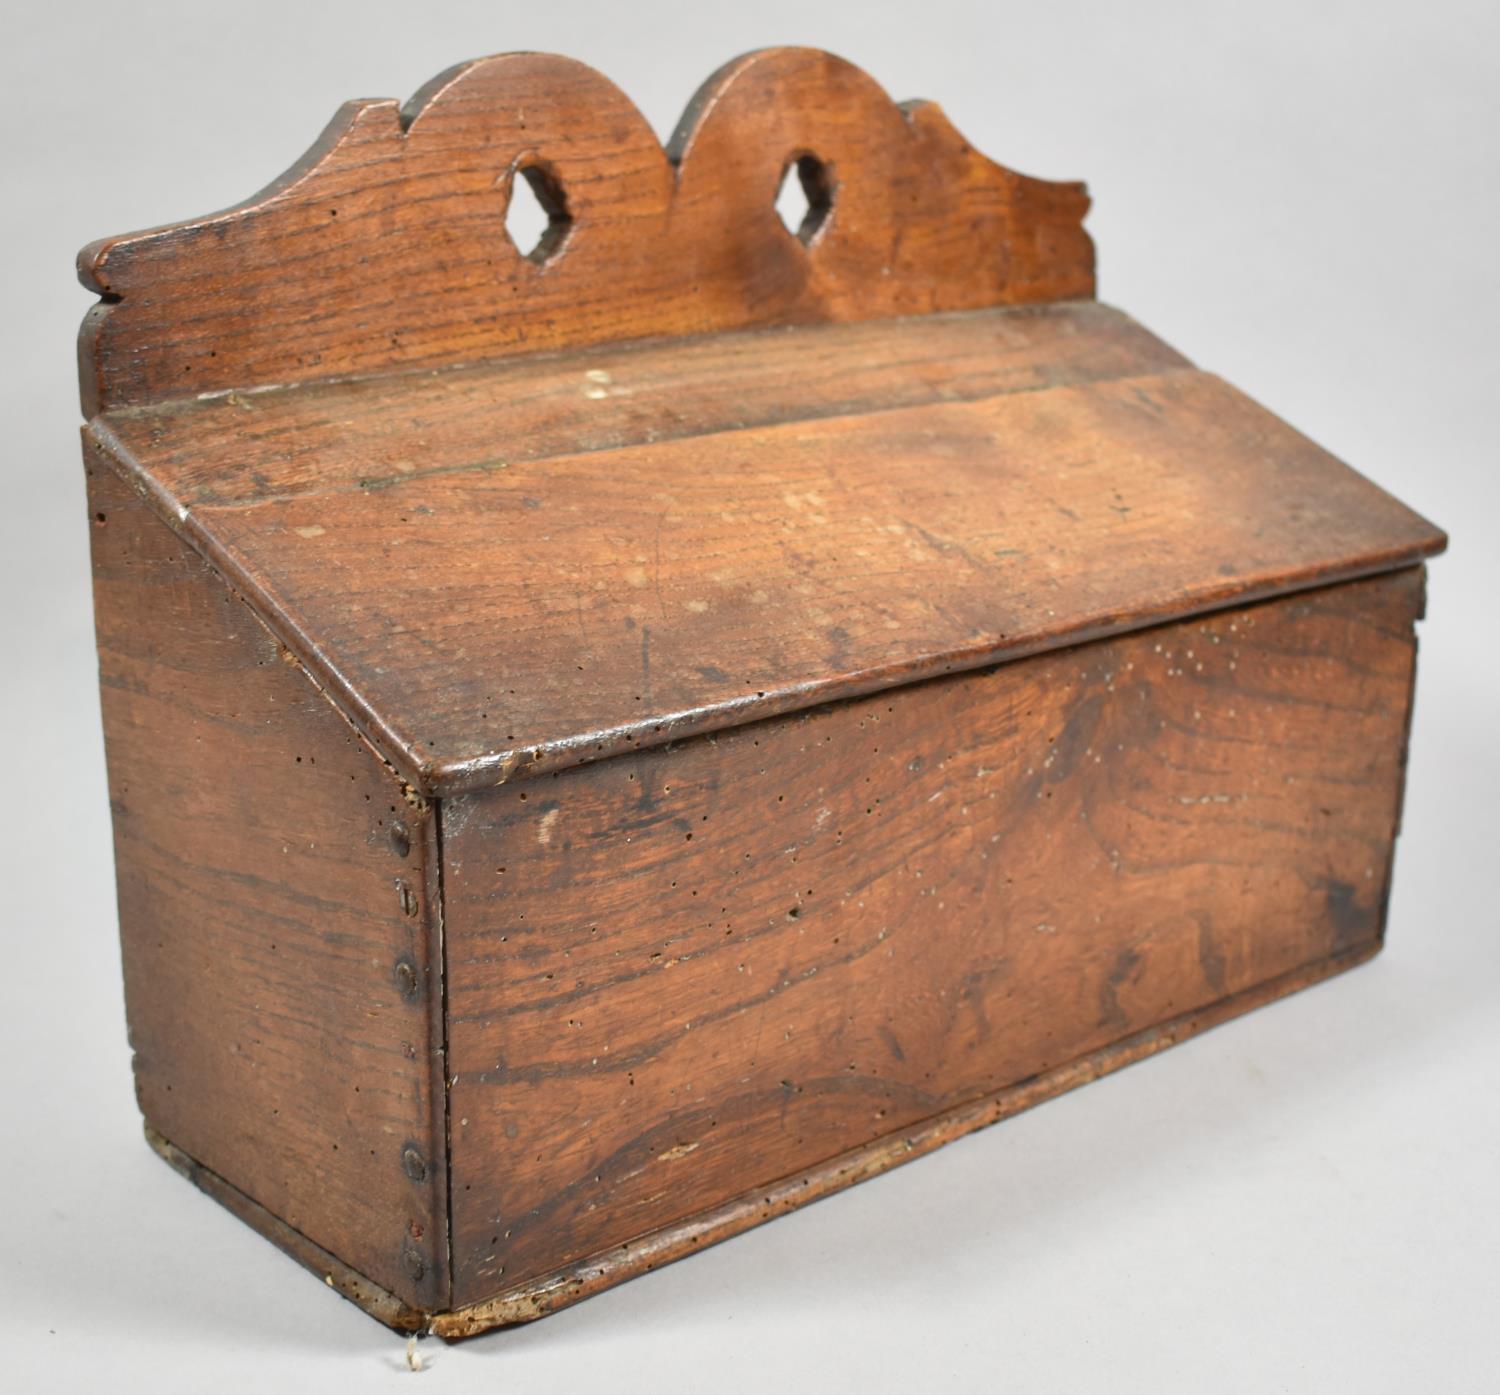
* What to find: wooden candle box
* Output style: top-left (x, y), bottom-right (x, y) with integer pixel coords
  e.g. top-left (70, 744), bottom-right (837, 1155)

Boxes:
top-left (79, 50), bottom-right (1445, 1336)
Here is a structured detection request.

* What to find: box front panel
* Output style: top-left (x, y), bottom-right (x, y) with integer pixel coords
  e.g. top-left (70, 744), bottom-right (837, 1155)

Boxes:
top-left (443, 569), bottom-right (1424, 1305)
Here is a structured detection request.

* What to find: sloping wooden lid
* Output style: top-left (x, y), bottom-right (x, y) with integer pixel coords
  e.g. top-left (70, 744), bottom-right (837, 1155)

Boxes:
top-left (80, 52), bottom-right (1445, 796)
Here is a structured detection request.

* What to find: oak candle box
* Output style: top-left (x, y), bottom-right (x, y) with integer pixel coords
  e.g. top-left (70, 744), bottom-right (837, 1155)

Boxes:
top-left (79, 49), bottom-right (1445, 1335)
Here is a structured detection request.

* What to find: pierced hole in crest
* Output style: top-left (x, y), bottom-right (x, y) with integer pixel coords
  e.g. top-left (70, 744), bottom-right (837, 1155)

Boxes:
top-left (775, 153), bottom-right (834, 246)
top-left (504, 160), bottom-right (573, 265)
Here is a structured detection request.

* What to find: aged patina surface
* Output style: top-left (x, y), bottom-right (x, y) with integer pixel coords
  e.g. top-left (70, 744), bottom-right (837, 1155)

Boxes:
top-left (80, 49), bottom-right (1444, 1333)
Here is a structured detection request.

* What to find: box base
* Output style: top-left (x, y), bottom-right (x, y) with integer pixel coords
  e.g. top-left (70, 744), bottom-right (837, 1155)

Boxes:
top-left (144, 938), bottom-right (1380, 1338)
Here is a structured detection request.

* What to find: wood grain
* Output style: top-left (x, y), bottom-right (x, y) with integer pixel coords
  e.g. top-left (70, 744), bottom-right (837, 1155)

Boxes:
top-left (441, 568), bottom-right (1425, 1305)
top-left (77, 48), bottom-right (1093, 414)
top-left (92, 302), bottom-right (1184, 509)
top-left (86, 453), bottom-right (449, 1310)
top-left (146, 1127), bottom-right (431, 1333)
top-left (75, 45), bottom-right (1445, 1338)
top-left (146, 941), bottom-right (1387, 1334)
top-left (90, 313), bottom-right (1443, 796)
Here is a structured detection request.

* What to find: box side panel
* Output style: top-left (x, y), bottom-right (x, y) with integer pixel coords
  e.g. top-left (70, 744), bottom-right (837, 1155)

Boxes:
top-left (443, 569), bottom-right (1423, 1307)
top-left (85, 452), bottom-right (448, 1311)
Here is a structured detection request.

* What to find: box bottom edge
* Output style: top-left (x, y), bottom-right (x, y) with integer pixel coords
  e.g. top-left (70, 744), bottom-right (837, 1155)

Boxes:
top-left (145, 937), bottom-right (1381, 1338)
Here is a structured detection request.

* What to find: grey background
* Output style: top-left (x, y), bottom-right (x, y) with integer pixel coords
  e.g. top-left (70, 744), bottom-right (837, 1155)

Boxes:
top-left (3, 1), bottom-right (1496, 1389)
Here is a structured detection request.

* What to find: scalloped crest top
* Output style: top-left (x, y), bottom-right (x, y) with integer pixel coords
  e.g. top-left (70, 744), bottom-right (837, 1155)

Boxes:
top-left (77, 48), bottom-right (1094, 414)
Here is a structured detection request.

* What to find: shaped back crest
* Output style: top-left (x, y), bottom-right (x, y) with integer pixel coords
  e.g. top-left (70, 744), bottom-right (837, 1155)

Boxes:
top-left (78, 49), bottom-right (1093, 415)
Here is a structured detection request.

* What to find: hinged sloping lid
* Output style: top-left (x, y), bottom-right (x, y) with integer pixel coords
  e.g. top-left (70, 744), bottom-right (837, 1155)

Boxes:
top-left (88, 300), bottom-right (1443, 795)
top-left (79, 52), bottom-right (1445, 795)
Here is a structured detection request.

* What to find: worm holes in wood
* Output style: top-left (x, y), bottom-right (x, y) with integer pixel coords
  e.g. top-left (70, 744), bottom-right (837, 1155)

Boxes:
top-left (775, 153), bottom-right (834, 246)
top-left (503, 159), bottom-right (572, 266)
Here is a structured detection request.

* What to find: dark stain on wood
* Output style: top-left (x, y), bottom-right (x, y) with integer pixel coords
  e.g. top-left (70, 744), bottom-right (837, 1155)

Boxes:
top-left (441, 571), bottom-right (1427, 1301)
top-left (77, 49), bottom-right (1093, 416)
top-left (86, 455), bottom-right (451, 1310)
top-left (76, 48), bottom-right (1445, 1336)
top-left (89, 335), bottom-right (1442, 798)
